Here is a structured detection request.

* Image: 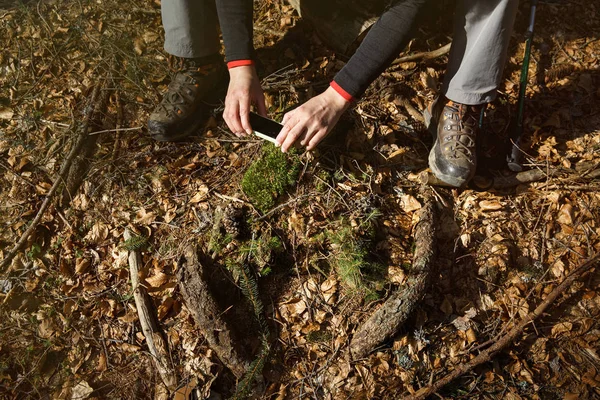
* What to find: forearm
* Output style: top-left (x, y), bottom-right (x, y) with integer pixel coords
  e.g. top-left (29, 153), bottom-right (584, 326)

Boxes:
top-left (332, 0), bottom-right (430, 100)
top-left (215, 0), bottom-right (254, 64)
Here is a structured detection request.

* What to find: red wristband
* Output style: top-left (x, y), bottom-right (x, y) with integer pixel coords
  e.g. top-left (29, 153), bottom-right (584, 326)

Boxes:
top-left (330, 81), bottom-right (353, 102)
top-left (227, 59), bottom-right (255, 69)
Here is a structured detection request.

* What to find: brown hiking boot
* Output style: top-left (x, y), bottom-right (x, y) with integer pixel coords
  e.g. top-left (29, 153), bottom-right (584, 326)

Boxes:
top-left (148, 55), bottom-right (227, 141)
top-left (424, 98), bottom-right (484, 187)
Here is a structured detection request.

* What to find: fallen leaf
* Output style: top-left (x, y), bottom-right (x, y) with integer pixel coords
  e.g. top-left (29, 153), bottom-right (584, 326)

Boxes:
top-left (0, 107), bottom-right (14, 120)
top-left (71, 380), bottom-right (93, 399)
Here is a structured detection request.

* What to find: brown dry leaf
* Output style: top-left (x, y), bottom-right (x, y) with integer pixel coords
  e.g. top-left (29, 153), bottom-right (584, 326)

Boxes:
top-left (557, 204), bottom-right (574, 226)
top-left (388, 265), bottom-right (406, 284)
top-left (145, 271), bottom-right (170, 289)
top-left (279, 298), bottom-right (307, 322)
top-left (97, 352), bottom-right (107, 372)
top-left (551, 321), bottom-right (573, 338)
top-left (320, 276), bottom-right (338, 304)
top-left (157, 297), bottom-right (175, 320)
top-left (135, 208), bottom-right (157, 225)
top-left (75, 258), bottom-right (91, 275)
top-left (189, 184), bottom-right (209, 204)
top-left (552, 259), bottom-right (565, 278)
top-left (71, 380), bottom-right (94, 399)
top-left (84, 222), bottom-right (109, 243)
top-left (133, 37), bottom-right (145, 55)
top-left (479, 200), bottom-right (503, 211)
top-left (0, 107), bottom-right (14, 120)
top-left (399, 194), bottom-right (421, 213)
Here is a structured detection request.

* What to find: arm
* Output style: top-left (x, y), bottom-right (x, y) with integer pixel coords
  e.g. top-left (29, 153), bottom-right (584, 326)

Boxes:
top-left (277, 0), bottom-right (429, 152)
top-left (215, 0), bottom-right (267, 136)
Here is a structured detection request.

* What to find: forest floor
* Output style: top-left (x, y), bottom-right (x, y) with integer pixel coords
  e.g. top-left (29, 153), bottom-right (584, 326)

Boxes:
top-left (1, 0), bottom-right (600, 399)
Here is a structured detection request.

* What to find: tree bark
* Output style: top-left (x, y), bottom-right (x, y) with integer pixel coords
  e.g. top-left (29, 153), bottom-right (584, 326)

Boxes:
top-left (177, 245), bottom-right (250, 378)
top-left (349, 193), bottom-right (438, 359)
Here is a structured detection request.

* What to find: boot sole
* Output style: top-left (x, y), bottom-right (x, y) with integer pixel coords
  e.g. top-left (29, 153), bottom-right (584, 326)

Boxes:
top-left (428, 143), bottom-right (471, 188)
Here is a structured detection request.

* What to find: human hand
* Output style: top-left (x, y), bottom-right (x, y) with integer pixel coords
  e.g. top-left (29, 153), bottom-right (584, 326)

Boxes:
top-left (277, 86), bottom-right (351, 153)
top-left (224, 65), bottom-right (267, 137)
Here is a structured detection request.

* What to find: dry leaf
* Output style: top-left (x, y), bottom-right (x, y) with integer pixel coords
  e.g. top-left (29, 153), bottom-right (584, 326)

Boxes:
top-left (135, 208), bottom-right (156, 225)
top-left (0, 107), bottom-right (14, 120)
top-left (75, 258), bottom-right (91, 274)
top-left (551, 321), bottom-right (573, 338)
top-left (400, 194), bottom-right (421, 213)
top-left (71, 380), bottom-right (94, 399)
top-left (479, 200), bottom-right (503, 211)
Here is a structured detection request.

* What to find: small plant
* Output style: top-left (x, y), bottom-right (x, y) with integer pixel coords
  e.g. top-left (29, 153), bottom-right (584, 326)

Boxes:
top-left (121, 233), bottom-right (148, 251)
top-left (327, 217), bottom-right (385, 294)
top-left (241, 143), bottom-right (300, 213)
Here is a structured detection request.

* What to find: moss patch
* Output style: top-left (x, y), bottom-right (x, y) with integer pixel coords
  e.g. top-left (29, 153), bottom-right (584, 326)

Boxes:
top-left (242, 143), bottom-right (301, 213)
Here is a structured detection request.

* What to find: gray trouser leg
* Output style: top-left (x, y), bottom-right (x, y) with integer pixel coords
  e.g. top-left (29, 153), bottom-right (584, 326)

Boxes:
top-left (161, 0), bottom-right (220, 58)
top-left (442, 0), bottom-right (519, 105)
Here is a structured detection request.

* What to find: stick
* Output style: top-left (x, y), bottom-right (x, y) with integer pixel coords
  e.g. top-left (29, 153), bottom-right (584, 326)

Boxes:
top-left (124, 229), bottom-right (177, 391)
top-left (405, 252), bottom-right (600, 400)
top-left (0, 86), bottom-right (100, 270)
top-left (392, 42), bottom-right (452, 65)
top-left (349, 193), bottom-right (438, 359)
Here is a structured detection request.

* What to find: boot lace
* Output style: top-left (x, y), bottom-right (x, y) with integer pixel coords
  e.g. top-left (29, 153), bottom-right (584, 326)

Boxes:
top-left (442, 103), bottom-right (480, 162)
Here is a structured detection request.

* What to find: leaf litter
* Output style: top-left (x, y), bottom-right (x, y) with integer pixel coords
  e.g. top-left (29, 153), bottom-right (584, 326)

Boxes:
top-left (0, 0), bottom-right (599, 399)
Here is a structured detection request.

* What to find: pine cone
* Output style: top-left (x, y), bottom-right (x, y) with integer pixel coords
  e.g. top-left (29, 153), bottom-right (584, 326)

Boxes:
top-left (222, 203), bottom-right (244, 239)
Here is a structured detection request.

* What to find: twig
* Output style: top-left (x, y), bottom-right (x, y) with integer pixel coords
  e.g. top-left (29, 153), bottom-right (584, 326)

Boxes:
top-left (404, 252), bottom-right (600, 400)
top-left (124, 229), bottom-right (177, 391)
top-left (88, 126), bottom-right (143, 136)
top-left (392, 42), bottom-right (452, 65)
top-left (0, 86), bottom-right (100, 271)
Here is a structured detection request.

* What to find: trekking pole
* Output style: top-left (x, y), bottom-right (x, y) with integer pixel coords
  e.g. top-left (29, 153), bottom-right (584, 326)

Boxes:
top-left (507, 0), bottom-right (538, 172)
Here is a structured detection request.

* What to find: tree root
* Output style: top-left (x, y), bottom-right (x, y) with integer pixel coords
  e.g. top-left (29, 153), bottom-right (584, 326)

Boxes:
top-left (392, 42), bottom-right (452, 65)
top-left (177, 244), bottom-right (250, 378)
top-left (404, 252), bottom-right (600, 400)
top-left (349, 192), bottom-right (438, 359)
top-left (0, 85), bottom-right (103, 271)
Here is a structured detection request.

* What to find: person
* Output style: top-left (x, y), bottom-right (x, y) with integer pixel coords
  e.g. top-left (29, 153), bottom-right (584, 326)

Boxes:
top-left (148, 0), bottom-right (519, 188)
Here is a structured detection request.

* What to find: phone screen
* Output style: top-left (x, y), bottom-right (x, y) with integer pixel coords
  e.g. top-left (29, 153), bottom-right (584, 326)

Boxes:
top-left (249, 112), bottom-right (283, 144)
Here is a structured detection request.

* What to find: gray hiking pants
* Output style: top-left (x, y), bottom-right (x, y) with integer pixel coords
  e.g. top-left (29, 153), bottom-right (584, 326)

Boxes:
top-left (161, 0), bottom-right (519, 105)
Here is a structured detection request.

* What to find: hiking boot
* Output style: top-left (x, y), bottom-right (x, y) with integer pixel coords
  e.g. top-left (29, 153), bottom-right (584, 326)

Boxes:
top-left (424, 98), bottom-right (484, 187)
top-left (148, 55), bottom-right (227, 141)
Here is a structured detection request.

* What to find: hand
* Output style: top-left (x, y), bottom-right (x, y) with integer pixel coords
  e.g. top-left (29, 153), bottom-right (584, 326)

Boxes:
top-left (277, 86), bottom-right (351, 153)
top-left (224, 65), bottom-right (267, 137)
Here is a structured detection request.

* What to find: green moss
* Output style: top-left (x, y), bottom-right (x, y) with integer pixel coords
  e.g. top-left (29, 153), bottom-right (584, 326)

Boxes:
top-left (242, 143), bottom-right (300, 213)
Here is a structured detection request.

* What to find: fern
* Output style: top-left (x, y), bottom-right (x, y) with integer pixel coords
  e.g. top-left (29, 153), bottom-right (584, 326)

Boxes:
top-left (121, 234), bottom-right (147, 251)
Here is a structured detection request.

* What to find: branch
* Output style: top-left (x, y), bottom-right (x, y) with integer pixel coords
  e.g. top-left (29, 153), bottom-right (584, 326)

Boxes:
top-left (0, 86), bottom-right (100, 270)
top-left (125, 229), bottom-right (177, 391)
top-left (392, 42), bottom-right (452, 65)
top-left (404, 252), bottom-right (600, 400)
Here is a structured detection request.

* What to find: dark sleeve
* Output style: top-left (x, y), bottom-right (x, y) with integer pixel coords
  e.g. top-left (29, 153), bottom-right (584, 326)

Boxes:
top-left (215, 0), bottom-right (254, 62)
top-left (332, 0), bottom-right (430, 99)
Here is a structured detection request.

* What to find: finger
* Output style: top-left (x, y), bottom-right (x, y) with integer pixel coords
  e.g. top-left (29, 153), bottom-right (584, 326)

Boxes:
top-left (227, 100), bottom-right (244, 136)
top-left (281, 110), bottom-right (294, 126)
top-left (281, 122), bottom-right (306, 153)
top-left (307, 130), bottom-right (326, 151)
top-left (256, 93), bottom-right (268, 117)
top-left (299, 124), bottom-right (317, 146)
top-left (276, 116), bottom-right (296, 147)
top-left (239, 98), bottom-right (252, 135)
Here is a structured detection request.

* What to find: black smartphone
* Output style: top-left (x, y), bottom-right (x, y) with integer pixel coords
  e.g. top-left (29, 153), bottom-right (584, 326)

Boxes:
top-left (249, 112), bottom-right (283, 144)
